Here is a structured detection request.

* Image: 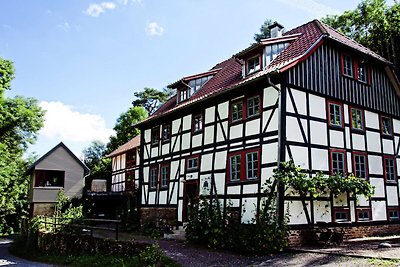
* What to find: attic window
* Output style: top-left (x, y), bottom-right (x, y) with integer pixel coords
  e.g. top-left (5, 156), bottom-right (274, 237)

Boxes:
top-left (247, 55), bottom-right (261, 75)
top-left (179, 88), bottom-right (189, 102)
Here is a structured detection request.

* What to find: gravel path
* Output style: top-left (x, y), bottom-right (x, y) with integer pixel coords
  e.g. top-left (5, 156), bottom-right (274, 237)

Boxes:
top-left (158, 239), bottom-right (400, 267)
top-left (0, 238), bottom-right (54, 267)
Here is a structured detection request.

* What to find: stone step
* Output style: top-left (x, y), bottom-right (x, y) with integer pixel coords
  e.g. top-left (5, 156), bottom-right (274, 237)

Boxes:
top-left (164, 228), bottom-right (186, 241)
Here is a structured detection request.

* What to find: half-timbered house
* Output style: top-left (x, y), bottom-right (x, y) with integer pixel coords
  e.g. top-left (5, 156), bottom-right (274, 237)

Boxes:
top-left (136, 20), bottom-right (400, 237)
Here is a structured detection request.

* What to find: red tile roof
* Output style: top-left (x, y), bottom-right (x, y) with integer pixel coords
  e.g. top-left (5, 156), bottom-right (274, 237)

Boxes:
top-left (138, 19), bottom-right (394, 126)
top-left (107, 135), bottom-right (140, 158)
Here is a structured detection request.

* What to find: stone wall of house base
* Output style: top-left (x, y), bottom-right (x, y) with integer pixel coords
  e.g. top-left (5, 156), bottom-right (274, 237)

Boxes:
top-left (32, 203), bottom-right (55, 216)
top-left (289, 224), bottom-right (400, 247)
top-left (140, 207), bottom-right (177, 226)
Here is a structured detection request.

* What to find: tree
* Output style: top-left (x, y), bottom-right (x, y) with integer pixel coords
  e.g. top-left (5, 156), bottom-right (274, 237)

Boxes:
top-left (132, 87), bottom-right (169, 115)
top-left (322, 0), bottom-right (400, 76)
top-left (83, 141), bottom-right (111, 190)
top-left (0, 57), bottom-right (44, 234)
top-left (254, 19), bottom-right (274, 42)
top-left (107, 106), bottom-right (147, 153)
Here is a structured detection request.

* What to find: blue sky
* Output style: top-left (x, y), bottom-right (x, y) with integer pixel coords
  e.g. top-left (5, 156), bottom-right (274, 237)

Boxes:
top-left (0, 0), bottom-right (361, 158)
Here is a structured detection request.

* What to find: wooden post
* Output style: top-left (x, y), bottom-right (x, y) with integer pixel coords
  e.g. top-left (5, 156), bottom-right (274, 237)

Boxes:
top-left (116, 222), bottom-right (119, 241)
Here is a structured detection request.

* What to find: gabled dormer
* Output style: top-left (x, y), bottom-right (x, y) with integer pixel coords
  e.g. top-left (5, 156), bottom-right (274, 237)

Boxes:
top-left (236, 22), bottom-right (301, 78)
top-left (168, 68), bottom-right (220, 104)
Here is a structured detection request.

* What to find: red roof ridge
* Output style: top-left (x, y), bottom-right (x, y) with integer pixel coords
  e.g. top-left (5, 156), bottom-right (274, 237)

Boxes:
top-left (106, 135), bottom-right (140, 158)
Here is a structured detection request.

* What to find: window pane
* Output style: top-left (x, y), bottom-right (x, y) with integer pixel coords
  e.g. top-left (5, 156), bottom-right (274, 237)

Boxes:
top-left (230, 155), bottom-right (241, 181)
top-left (246, 152), bottom-right (258, 179)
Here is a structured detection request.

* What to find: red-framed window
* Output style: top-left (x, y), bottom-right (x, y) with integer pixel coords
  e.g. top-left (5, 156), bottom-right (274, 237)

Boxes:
top-left (327, 100), bottom-right (344, 128)
top-left (159, 163), bottom-right (170, 189)
top-left (356, 208), bottom-right (372, 222)
top-left (380, 115), bottom-right (393, 136)
top-left (192, 113), bottom-right (203, 134)
top-left (126, 149), bottom-right (136, 168)
top-left (330, 149), bottom-right (347, 177)
top-left (151, 126), bottom-right (160, 146)
top-left (352, 152), bottom-right (368, 179)
top-left (229, 94), bottom-right (262, 124)
top-left (341, 54), bottom-right (370, 84)
top-left (125, 171), bottom-right (135, 191)
top-left (333, 208), bottom-right (350, 223)
top-left (227, 148), bottom-right (260, 182)
top-left (341, 54), bottom-right (354, 78)
top-left (186, 155), bottom-right (200, 172)
top-left (383, 156), bottom-right (397, 183)
top-left (162, 123), bottom-right (171, 143)
top-left (349, 107), bottom-right (365, 132)
top-left (149, 165), bottom-right (158, 190)
top-left (246, 54), bottom-right (262, 75)
top-left (387, 207), bottom-right (400, 221)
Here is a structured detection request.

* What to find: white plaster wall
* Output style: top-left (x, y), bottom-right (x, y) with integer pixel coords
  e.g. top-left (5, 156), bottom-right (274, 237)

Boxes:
top-left (366, 132), bottom-right (381, 153)
top-left (229, 124), bottom-right (242, 140)
top-left (310, 121), bottom-right (327, 146)
top-left (329, 130), bottom-right (344, 148)
top-left (245, 119), bottom-right (260, 136)
top-left (204, 126), bottom-right (214, 145)
top-left (387, 186), bottom-right (399, 206)
top-left (159, 191), bottom-right (168, 204)
top-left (192, 134), bottom-right (202, 148)
top-left (241, 198), bottom-right (257, 223)
top-left (216, 122), bottom-right (227, 142)
top-left (311, 148), bottom-right (329, 171)
top-left (148, 192), bottom-right (156, 205)
top-left (372, 201), bottom-right (387, 220)
top-left (313, 201), bottom-right (331, 223)
top-left (218, 102), bottom-right (229, 120)
top-left (227, 186), bottom-right (240, 195)
top-left (182, 115), bottom-right (191, 131)
top-left (144, 129), bottom-right (151, 143)
top-left (286, 200), bottom-right (309, 225)
top-left (365, 111), bottom-right (379, 129)
top-left (291, 146), bottom-right (308, 169)
top-left (352, 134), bottom-right (365, 151)
top-left (286, 117), bottom-right (306, 142)
top-left (333, 193), bottom-right (347, 207)
top-left (370, 178), bottom-right (385, 197)
top-left (172, 119), bottom-right (181, 134)
top-left (205, 106), bottom-right (215, 124)
top-left (243, 184), bottom-right (258, 194)
top-left (291, 90), bottom-right (307, 115)
top-left (368, 155), bottom-right (383, 175)
top-left (263, 86), bottom-right (279, 108)
top-left (262, 109), bottom-right (278, 132)
top-left (383, 139), bottom-right (394, 154)
top-left (262, 143), bottom-right (278, 164)
top-left (200, 153), bottom-right (213, 172)
top-left (214, 173), bottom-right (225, 195)
top-left (309, 94), bottom-right (326, 119)
top-left (214, 151), bottom-right (227, 170)
top-left (181, 133), bottom-right (190, 150)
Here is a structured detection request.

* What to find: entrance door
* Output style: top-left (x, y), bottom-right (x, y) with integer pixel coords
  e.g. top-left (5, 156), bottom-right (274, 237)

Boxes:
top-left (183, 181), bottom-right (198, 222)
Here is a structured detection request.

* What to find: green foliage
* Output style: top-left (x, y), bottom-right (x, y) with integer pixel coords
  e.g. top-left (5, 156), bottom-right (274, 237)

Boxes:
top-left (276, 161), bottom-right (374, 200)
top-left (254, 19), bottom-right (274, 42)
top-left (82, 141), bottom-right (111, 190)
top-left (132, 87), bottom-right (169, 115)
top-left (0, 57), bottom-right (44, 234)
top-left (138, 243), bottom-right (162, 266)
top-left (106, 106), bottom-right (147, 153)
top-left (322, 0), bottom-right (400, 76)
top-left (186, 190), bottom-right (288, 254)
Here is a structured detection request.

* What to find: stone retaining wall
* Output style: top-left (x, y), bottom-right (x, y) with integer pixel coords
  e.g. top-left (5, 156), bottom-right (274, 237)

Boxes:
top-left (37, 232), bottom-right (149, 256)
top-left (140, 207), bottom-right (176, 226)
top-left (289, 224), bottom-right (400, 246)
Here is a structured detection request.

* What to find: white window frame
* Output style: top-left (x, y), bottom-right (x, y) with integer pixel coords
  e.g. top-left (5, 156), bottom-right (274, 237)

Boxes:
top-left (246, 151), bottom-right (258, 180)
top-left (230, 155), bottom-right (241, 182)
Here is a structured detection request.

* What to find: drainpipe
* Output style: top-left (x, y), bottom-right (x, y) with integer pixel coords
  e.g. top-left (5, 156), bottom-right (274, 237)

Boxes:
top-left (266, 75), bottom-right (285, 223)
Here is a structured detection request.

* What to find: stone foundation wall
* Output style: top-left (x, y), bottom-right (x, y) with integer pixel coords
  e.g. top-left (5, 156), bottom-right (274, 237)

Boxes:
top-left (32, 203), bottom-right (55, 216)
top-left (289, 224), bottom-right (400, 246)
top-left (140, 207), bottom-right (177, 226)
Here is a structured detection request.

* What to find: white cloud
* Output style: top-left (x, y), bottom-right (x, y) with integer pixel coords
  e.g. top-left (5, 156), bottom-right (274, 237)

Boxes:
top-left (57, 22), bottom-right (70, 32)
top-left (275, 0), bottom-right (340, 17)
top-left (145, 22), bottom-right (164, 36)
top-left (118, 0), bottom-right (142, 5)
top-left (39, 101), bottom-right (114, 143)
top-left (83, 2), bottom-right (116, 17)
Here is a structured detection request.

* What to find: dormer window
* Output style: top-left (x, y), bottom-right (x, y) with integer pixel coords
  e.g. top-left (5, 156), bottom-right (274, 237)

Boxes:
top-left (179, 88), bottom-right (189, 102)
top-left (247, 56), bottom-right (261, 75)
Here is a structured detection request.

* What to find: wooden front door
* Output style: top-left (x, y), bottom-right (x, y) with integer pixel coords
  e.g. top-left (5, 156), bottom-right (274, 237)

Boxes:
top-left (183, 181), bottom-right (198, 222)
